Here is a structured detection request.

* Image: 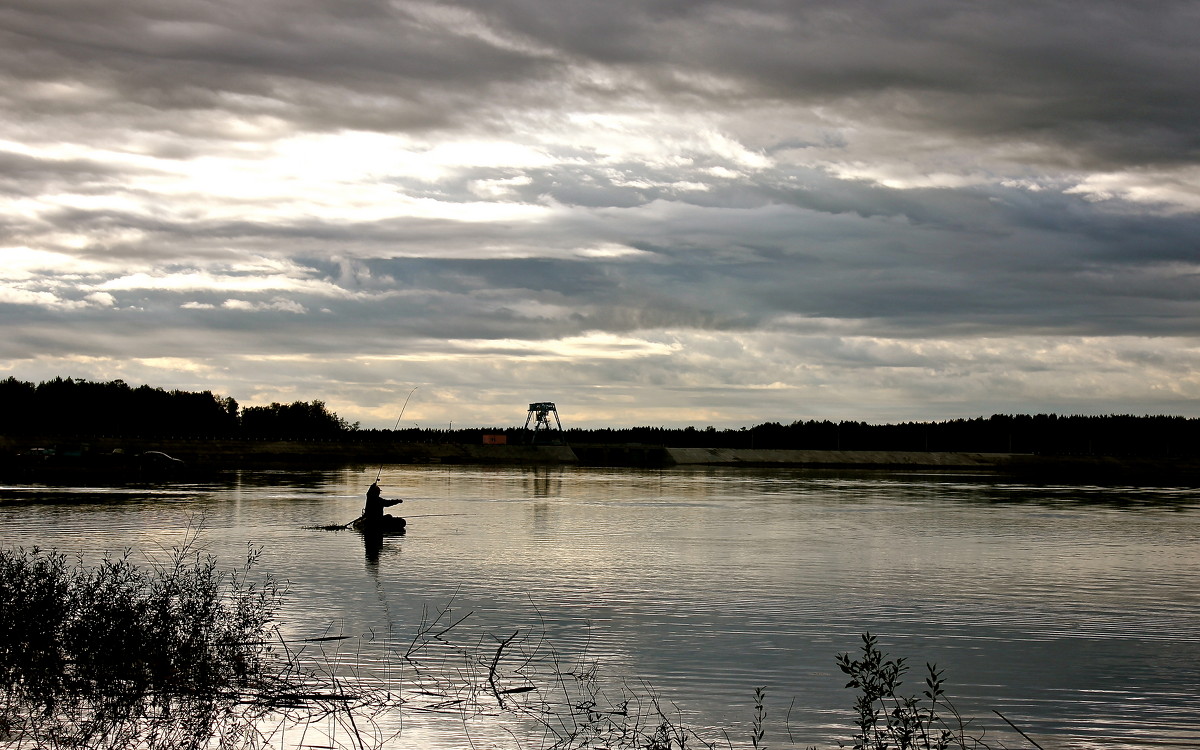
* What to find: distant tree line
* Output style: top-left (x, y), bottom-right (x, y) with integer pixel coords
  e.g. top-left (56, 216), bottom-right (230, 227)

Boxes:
top-left (3, 377), bottom-right (1198, 458)
top-left (352, 414), bottom-right (1200, 459)
top-left (0, 377), bottom-right (353, 438)
top-left (564, 415), bottom-right (1200, 458)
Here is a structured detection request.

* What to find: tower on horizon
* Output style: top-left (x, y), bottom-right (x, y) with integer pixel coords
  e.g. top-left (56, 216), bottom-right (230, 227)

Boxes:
top-left (524, 402), bottom-right (565, 445)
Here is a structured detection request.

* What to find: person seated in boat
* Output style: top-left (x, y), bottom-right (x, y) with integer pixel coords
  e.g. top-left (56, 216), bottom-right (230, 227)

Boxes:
top-left (364, 481), bottom-right (402, 524)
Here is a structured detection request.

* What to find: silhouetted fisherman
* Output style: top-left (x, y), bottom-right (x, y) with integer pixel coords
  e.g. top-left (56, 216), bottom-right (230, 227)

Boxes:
top-left (364, 481), bottom-right (402, 524)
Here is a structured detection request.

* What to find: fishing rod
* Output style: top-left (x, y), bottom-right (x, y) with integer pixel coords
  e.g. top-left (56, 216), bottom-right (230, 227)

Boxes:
top-left (313, 386), bottom-right (424, 530)
top-left (376, 384), bottom-right (420, 482)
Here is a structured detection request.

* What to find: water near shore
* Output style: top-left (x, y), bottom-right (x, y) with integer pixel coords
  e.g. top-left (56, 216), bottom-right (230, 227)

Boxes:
top-left (2, 465), bottom-right (1198, 749)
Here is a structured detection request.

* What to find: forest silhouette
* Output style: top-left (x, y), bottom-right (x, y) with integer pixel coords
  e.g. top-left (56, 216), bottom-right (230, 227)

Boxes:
top-left (0, 376), bottom-right (351, 439)
top-left (2, 376), bottom-right (1198, 458)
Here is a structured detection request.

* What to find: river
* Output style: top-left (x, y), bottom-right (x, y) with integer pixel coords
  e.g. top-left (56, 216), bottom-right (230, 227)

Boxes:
top-left (2, 465), bottom-right (1198, 749)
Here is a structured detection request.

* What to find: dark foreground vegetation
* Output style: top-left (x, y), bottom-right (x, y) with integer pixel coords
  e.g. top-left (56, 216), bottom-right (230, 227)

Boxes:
top-left (1, 543), bottom-right (1040, 750)
top-left (0, 540), bottom-right (286, 749)
top-left (3, 376), bottom-right (1198, 459)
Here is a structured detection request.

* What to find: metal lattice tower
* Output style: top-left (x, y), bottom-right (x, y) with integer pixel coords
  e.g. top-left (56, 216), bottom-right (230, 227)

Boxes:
top-left (524, 402), bottom-right (565, 444)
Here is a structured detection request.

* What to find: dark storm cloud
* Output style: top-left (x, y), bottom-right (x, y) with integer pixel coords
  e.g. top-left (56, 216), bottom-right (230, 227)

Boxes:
top-left (471, 0), bottom-right (1200, 169)
top-left (2, 0), bottom-right (1195, 166)
top-left (0, 0), bottom-right (558, 138)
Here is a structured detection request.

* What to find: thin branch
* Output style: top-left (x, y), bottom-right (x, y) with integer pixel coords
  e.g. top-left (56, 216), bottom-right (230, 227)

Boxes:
top-left (488, 630), bottom-right (521, 709)
top-left (994, 710), bottom-right (1046, 750)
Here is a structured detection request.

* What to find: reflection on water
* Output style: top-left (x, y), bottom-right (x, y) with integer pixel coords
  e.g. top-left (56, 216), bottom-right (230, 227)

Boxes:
top-left (2, 466), bottom-right (1199, 749)
top-left (359, 526), bottom-right (406, 567)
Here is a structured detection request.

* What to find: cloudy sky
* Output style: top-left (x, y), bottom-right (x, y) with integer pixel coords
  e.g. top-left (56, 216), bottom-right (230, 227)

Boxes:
top-left (2, 0), bottom-right (1199, 429)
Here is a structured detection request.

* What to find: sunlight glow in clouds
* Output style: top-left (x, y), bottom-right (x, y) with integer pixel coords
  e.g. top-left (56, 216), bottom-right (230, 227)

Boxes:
top-left (1065, 168), bottom-right (1200, 214)
top-left (354, 333), bottom-right (678, 362)
top-left (98, 271), bottom-right (339, 297)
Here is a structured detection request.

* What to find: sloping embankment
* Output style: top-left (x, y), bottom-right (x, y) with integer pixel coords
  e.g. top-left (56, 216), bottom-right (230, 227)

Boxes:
top-left (663, 447), bottom-right (1013, 468)
top-left (659, 448), bottom-right (1200, 482)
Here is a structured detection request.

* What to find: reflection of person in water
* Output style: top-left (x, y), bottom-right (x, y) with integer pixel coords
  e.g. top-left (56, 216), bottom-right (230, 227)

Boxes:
top-left (364, 481), bottom-right (402, 524)
top-left (363, 533), bottom-right (383, 566)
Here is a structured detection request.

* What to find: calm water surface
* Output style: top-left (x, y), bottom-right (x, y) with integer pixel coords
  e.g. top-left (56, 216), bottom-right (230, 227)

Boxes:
top-left (2, 465), bottom-right (1198, 749)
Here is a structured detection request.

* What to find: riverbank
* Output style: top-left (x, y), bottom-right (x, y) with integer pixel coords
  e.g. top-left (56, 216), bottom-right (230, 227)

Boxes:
top-left (0, 436), bottom-right (1024, 468)
top-left (3, 436), bottom-right (1199, 483)
top-left (596, 445), bottom-right (1200, 483)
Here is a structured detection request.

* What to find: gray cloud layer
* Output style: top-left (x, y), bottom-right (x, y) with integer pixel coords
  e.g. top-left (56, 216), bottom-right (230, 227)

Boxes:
top-left (2, 0), bottom-right (1199, 427)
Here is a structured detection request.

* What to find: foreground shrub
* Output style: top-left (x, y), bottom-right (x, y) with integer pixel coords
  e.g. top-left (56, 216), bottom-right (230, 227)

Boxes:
top-left (0, 543), bottom-right (282, 750)
top-left (837, 633), bottom-right (1042, 750)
